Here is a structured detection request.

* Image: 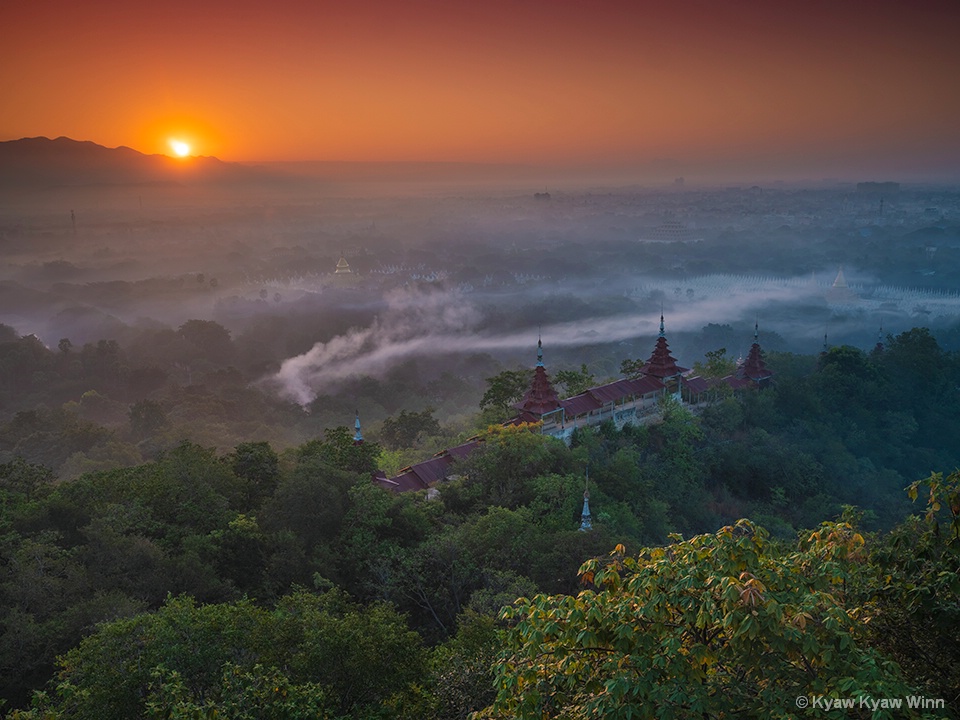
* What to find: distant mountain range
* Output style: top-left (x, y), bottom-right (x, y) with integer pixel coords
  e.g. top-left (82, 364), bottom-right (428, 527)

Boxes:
top-left (0, 136), bottom-right (254, 187)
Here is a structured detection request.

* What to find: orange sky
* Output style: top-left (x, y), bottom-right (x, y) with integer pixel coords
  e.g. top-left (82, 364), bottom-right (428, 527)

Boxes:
top-left (3, 0), bottom-right (960, 179)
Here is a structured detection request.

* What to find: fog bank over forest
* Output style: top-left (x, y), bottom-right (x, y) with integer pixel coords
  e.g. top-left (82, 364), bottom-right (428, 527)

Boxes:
top-left (3, 165), bottom-right (960, 410)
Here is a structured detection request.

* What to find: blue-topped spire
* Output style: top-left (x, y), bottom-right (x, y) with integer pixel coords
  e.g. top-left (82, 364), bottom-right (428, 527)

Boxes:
top-left (353, 410), bottom-right (363, 444)
top-left (754, 317), bottom-right (759, 343)
top-left (579, 468), bottom-right (592, 532)
top-left (537, 331), bottom-right (544, 367)
top-left (659, 308), bottom-right (665, 338)
top-left (873, 320), bottom-right (886, 354)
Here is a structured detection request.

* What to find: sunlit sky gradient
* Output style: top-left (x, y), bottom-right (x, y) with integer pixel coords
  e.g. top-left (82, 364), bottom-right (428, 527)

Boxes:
top-left (3, 0), bottom-right (960, 180)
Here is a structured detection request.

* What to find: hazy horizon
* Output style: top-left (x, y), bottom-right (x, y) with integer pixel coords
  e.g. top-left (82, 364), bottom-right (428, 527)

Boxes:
top-left (7, 135), bottom-right (959, 193)
top-left (4, 1), bottom-right (960, 182)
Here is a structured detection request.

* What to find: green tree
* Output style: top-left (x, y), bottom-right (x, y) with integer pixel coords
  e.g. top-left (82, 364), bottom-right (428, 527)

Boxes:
top-left (692, 347), bottom-right (736, 379)
top-left (129, 399), bottom-right (169, 440)
top-left (229, 440), bottom-right (280, 506)
top-left (261, 460), bottom-right (359, 559)
top-left (455, 424), bottom-right (572, 509)
top-left (428, 610), bottom-right (501, 720)
top-left (1, 407), bottom-right (110, 473)
top-left (209, 513), bottom-right (269, 596)
top-left (479, 369), bottom-right (531, 421)
top-left (8, 590), bottom-right (428, 720)
top-left (868, 470), bottom-right (960, 706)
top-left (379, 408), bottom-right (441, 450)
top-left (485, 519), bottom-right (923, 719)
top-left (553, 364), bottom-right (595, 397)
top-left (297, 426), bottom-right (381, 476)
top-left (79, 339), bottom-right (123, 381)
top-left (335, 480), bottom-right (432, 600)
top-left (619, 356), bottom-right (645, 379)
top-left (177, 319), bottom-right (233, 365)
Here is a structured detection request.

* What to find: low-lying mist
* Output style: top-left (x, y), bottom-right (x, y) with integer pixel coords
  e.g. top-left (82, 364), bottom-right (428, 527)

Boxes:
top-left (3, 176), bottom-right (959, 408)
top-left (260, 270), bottom-right (959, 406)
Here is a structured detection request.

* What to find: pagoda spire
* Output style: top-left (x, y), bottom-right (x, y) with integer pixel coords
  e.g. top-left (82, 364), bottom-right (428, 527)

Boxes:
top-left (335, 252), bottom-right (352, 275)
top-left (739, 320), bottom-right (773, 385)
top-left (832, 266), bottom-right (848, 289)
top-left (641, 312), bottom-right (687, 380)
top-left (873, 321), bottom-right (885, 354)
top-left (353, 410), bottom-right (363, 444)
top-left (579, 468), bottom-right (592, 532)
top-left (515, 335), bottom-right (561, 421)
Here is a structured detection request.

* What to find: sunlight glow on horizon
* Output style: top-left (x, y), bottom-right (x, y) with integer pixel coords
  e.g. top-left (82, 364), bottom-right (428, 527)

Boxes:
top-left (169, 139), bottom-right (191, 157)
top-left (5, 1), bottom-right (959, 178)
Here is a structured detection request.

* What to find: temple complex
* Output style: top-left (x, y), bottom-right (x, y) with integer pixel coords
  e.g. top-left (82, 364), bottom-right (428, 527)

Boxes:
top-left (376, 317), bottom-right (776, 495)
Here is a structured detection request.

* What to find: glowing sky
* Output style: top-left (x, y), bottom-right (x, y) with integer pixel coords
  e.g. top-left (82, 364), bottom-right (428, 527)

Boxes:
top-left (3, 0), bottom-right (959, 179)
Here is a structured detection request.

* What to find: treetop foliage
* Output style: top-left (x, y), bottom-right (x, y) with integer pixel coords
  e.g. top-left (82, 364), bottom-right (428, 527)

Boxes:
top-left (2, 324), bottom-right (960, 717)
top-left (485, 518), bottom-right (932, 719)
top-left (7, 589), bottom-right (427, 720)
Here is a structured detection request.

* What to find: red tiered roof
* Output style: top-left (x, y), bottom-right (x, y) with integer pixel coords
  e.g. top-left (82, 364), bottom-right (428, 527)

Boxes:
top-left (514, 338), bottom-right (562, 422)
top-left (639, 315), bottom-right (688, 380)
top-left (517, 365), bottom-right (562, 417)
top-left (642, 337), bottom-right (688, 379)
top-left (739, 342), bottom-right (773, 381)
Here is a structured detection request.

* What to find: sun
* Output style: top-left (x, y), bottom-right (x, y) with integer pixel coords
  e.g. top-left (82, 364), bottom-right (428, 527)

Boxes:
top-left (169, 139), bottom-right (191, 157)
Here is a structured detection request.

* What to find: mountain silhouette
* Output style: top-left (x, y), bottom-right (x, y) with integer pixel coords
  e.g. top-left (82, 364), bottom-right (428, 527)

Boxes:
top-left (0, 136), bottom-right (253, 187)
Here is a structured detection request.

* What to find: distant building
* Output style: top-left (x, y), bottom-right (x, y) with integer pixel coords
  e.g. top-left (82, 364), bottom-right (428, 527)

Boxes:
top-left (328, 252), bottom-right (361, 287)
top-left (825, 266), bottom-right (859, 305)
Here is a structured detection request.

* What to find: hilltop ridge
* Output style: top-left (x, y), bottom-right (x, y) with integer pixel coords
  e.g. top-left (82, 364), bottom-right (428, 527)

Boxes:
top-left (0, 136), bottom-right (253, 187)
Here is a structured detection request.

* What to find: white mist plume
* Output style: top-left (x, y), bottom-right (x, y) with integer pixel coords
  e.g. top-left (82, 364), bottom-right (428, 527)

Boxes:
top-left (263, 276), bottom-right (830, 406)
top-left (264, 286), bottom-right (483, 405)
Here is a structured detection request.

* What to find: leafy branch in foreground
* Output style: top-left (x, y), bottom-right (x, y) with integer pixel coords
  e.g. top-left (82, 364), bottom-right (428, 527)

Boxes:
top-left (484, 519), bottom-right (929, 720)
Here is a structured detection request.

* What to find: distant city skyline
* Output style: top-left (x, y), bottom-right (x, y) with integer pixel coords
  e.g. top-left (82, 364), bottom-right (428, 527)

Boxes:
top-left (3, 0), bottom-right (960, 182)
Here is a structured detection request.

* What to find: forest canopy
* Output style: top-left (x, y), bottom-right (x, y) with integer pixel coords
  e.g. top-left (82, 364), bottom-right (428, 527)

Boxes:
top-left (1, 323), bottom-right (959, 717)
